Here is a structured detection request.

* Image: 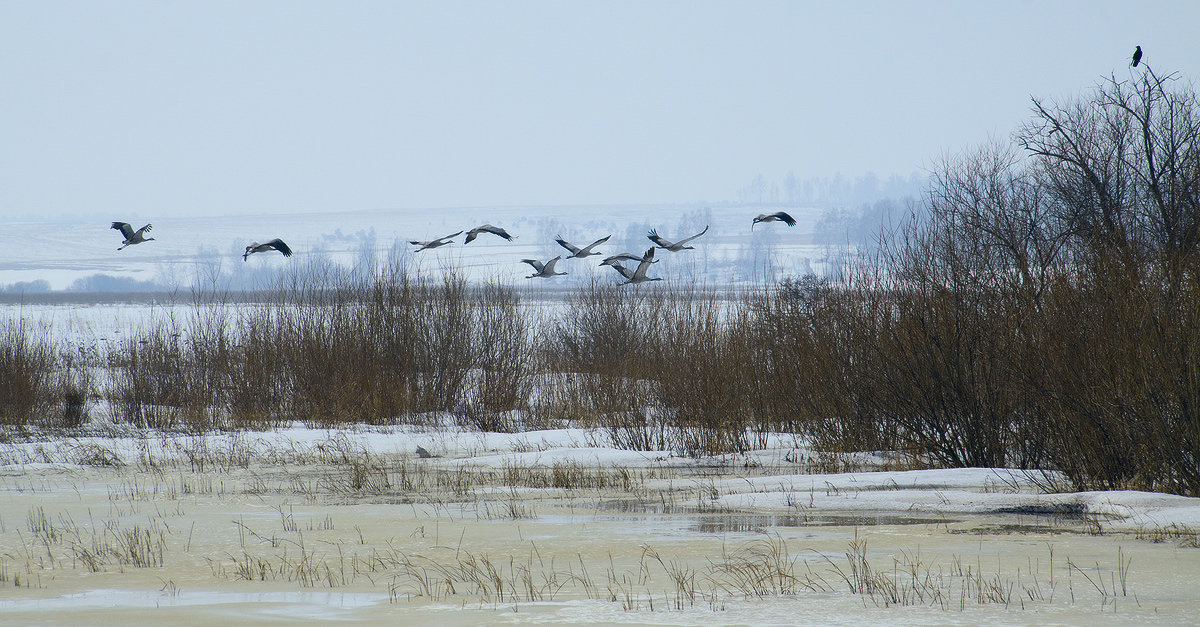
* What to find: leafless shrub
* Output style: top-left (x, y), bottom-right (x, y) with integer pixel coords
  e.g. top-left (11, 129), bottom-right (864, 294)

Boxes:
top-left (0, 319), bottom-right (56, 426)
top-left (542, 280), bottom-right (669, 450)
top-left (1016, 68), bottom-right (1200, 495)
top-left (649, 287), bottom-right (763, 455)
top-left (459, 282), bottom-right (534, 432)
top-left (766, 66), bottom-right (1200, 494)
top-left (98, 262), bottom-right (535, 430)
top-left (105, 316), bottom-right (215, 430)
top-left (750, 275), bottom-right (894, 453)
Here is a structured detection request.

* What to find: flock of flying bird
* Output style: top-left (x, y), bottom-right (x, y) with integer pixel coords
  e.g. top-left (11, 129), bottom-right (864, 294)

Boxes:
top-left (110, 211), bottom-right (799, 284)
top-left (409, 209), bottom-right (795, 284)
top-left (110, 45), bottom-right (1147, 277)
top-left (106, 47), bottom-right (1151, 280)
top-left (110, 222), bottom-right (295, 261)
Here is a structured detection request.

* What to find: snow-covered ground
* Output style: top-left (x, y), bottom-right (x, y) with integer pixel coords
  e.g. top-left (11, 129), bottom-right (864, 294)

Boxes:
top-left (6, 424), bottom-right (1198, 531)
top-left (2, 423), bottom-right (1198, 624)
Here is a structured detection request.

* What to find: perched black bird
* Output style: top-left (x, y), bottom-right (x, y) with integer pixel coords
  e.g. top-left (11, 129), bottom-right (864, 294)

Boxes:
top-left (1131, 45), bottom-right (1142, 67)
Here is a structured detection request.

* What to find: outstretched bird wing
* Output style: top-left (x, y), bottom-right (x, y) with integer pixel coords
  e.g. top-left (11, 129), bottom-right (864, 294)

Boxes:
top-left (675, 225), bottom-right (710, 246)
top-left (772, 211), bottom-right (797, 226)
top-left (543, 256), bottom-right (563, 273)
top-left (628, 246), bottom-right (657, 278)
top-left (111, 222), bottom-right (135, 239)
top-left (467, 225), bottom-right (515, 244)
top-left (266, 238), bottom-right (293, 257)
top-left (554, 236), bottom-right (581, 255)
top-left (482, 225), bottom-right (513, 240)
top-left (602, 253), bottom-right (641, 265)
top-left (520, 259), bottom-right (545, 272)
top-left (646, 229), bottom-right (672, 248)
top-left (438, 231), bottom-right (463, 242)
top-left (577, 235), bottom-right (611, 255)
top-left (608, 262), bottom-right (634, 280)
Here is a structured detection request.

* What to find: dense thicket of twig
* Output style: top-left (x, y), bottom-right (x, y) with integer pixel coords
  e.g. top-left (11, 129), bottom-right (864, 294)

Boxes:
top-left (0, 320), bottom-right (56, 426)
top-left (102, 262), bottom-right (534, 432)
top-left (0, 319), bottom-right (90, 428)
top-left (785, 68), bottom-right (1199, 495)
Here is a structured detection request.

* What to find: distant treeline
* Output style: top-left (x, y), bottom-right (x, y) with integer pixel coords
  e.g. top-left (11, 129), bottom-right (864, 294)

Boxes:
top-left (0, 280), bottom-right (52, 294)
top-left (0, 275), bottom-right (169, 294)
top-left (736, 171), bottom-right (927, 208)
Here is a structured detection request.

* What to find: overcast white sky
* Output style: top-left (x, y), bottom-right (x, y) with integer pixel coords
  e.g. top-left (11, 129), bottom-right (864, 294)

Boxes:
top-left (2, 0), bottom-right (1197, 218)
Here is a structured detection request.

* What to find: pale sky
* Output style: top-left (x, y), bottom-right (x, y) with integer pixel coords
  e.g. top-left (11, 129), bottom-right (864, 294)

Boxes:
top-left (2, 0), bottom-right (1197, 218)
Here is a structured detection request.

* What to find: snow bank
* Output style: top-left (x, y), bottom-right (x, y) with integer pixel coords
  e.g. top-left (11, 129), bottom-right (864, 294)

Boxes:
top-left (3, 424), bottom-right (1198, 532)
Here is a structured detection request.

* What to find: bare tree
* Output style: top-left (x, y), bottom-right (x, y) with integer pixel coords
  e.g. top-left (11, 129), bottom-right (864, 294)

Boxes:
top-left (1018, 68), bottom-right (1200, 287)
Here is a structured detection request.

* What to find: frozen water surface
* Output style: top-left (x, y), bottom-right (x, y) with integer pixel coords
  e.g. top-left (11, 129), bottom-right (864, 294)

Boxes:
top-left (1, 423), bottom-right (1198, 625)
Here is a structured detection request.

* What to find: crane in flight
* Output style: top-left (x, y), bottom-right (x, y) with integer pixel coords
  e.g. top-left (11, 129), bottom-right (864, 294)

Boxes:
top-left (555, 234), bottom-right (611, 258)
top-left (752, 211), bottom-right (797, 229)
top-left (604, 261), bottom-right (636, 281)
top-left (111, 222), bottom-right (155, 250)
top-left (521, 256), bottom-right (567, 279)
top-left (599, 251), bottom-right (656, 267)
top-left (464, 225), bottom-right (515, 244)
top-left (647, 225), bottom-right (708, 251)
top-left (618, 247), bottom-right (662, 285)
top-left (243, 239), bottom-right (293, 260)
top-left (410, 231), bottom-right (464, 252)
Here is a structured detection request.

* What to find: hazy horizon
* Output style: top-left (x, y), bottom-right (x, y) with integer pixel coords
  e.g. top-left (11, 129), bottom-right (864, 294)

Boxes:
top-left (3, 1), bottom-right (1198, 219)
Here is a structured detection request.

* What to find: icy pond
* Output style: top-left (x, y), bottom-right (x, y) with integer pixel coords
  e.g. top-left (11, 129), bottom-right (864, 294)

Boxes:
top-left (2, 426), bottom-right (1198, 625)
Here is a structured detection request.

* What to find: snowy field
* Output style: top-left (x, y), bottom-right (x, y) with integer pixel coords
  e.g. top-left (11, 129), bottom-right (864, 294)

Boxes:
top-left (1, 424), bottom-right (1199, 625)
